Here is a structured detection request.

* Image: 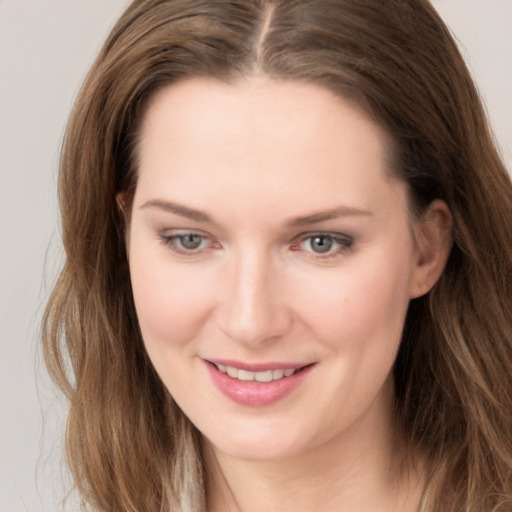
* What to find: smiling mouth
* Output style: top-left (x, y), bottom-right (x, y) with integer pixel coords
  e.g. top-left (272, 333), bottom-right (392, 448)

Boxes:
top-left (205, 360), bottom-right (315, 406)
top-left (208, 362), bottom-right (312, 383)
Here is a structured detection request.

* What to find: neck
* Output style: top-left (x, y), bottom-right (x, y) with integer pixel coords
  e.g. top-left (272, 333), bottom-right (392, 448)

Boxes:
top-left (204, 381), bottom-right (423, 512)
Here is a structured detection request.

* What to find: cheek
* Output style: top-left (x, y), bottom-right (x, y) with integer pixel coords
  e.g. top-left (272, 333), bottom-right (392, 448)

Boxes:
top-left (297, 249), bottom-right (414, 354)
top-left (129, 243), bottom-right (214, 349)
top-left (288, 250), bottom-right (414, 434)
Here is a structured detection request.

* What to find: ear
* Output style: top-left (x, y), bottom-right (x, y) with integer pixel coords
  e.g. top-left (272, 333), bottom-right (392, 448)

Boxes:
top-left (409, 200), bottom-right (453, 299)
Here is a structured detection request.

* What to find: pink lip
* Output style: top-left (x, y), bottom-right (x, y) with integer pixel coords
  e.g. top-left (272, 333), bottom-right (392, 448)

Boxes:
top-left (206, 358), bottom-right (307, 372)
top-left (204, 359), bottom-right (315, 407)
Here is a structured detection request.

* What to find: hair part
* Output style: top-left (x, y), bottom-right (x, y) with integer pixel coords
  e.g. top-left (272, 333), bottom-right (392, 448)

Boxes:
top-left (43, 1), bottom-right (512, 510)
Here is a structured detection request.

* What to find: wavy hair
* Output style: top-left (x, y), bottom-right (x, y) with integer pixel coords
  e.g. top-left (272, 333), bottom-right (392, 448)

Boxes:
top-left (42, 0), bottom-right (512, 510)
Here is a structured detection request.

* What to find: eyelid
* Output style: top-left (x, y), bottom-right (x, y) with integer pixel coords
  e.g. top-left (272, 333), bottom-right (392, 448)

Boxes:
top-left (294, 230), bottom-right (353, 243)
top-left (159, 228), bottom-right (209, 237)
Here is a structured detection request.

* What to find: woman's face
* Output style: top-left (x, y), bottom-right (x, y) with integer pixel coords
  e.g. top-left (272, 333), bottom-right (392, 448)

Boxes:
top-left (128, 78), bottom-right (435, 461)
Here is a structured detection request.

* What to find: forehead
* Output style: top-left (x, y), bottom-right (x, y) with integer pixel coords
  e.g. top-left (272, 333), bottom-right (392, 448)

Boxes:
top-left (138, 76), bottom-right (388, 160)
top-left (134, 77), bottom-right (401, 219)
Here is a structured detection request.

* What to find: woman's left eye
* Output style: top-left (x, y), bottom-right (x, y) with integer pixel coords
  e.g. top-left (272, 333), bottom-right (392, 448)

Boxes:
top-left (159, 232), bottom-right (212, 254)
top-left (297, 233), bottom-right (353, 257)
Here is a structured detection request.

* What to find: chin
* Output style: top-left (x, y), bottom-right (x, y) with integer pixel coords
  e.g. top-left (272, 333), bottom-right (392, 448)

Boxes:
top-left (202, 417), bottom-right (320, 462)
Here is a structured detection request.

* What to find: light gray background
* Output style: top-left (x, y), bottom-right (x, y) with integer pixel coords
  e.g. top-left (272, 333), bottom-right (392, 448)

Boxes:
top-left (0, 1), bottom-right (511, 511)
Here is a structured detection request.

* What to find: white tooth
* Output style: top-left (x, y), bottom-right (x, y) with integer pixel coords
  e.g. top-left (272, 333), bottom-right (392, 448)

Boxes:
top-left (217, 364), bottom-right (227, 372)
top-left (227, 366), bottom-right (238, 378)
top-left (238, 370), bottom-right (255, 381)
top-left (272, 369), bottom-right (284, 380)
top-left (255, 370), bottom-right (273, 383)
top-left (283, 369), bottom-right (295, 377)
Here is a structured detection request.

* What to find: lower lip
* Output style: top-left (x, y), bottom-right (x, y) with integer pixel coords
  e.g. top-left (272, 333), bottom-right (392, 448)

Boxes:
top-left (205, 362), bottom-right (314, 407)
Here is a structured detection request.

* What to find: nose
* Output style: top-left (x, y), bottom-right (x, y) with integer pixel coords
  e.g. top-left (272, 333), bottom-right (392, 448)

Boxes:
top-left (216, 247), bottom-right (292, 346)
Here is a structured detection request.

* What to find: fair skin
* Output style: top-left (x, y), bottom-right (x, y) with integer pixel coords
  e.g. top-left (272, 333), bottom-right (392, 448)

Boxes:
top-left (128, 77), bottom-right (452, 511)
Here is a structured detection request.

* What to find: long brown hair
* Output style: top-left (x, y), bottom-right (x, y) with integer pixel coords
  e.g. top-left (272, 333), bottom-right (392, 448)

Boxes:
top-left (42, 1), bottom-right (512, 510)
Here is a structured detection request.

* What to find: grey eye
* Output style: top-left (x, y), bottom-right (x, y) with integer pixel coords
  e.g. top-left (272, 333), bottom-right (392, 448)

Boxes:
top-left (178, 234), bottom-right (204, 250)
top-left (309, 235), bottom-right (333, 253)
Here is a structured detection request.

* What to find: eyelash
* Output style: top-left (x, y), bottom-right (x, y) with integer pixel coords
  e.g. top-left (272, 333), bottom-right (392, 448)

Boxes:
top-left (159, 231), bottom-right (354, 259)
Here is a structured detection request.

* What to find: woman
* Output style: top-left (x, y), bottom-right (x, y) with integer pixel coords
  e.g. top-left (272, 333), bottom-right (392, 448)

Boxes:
top-left (42, 0), bottom-right (512, 510)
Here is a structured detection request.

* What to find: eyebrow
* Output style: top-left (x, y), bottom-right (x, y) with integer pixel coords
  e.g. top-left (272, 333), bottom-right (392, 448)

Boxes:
top-left (141, 199), bottom-right (373, 226)
top-left (141, 199), bottom-right (211, 222)
top-left (286, 206), bottom-right (373, 227)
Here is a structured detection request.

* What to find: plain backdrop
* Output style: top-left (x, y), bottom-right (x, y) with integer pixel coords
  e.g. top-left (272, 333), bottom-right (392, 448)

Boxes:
top-left (0, 1), bottom-right (511, 511)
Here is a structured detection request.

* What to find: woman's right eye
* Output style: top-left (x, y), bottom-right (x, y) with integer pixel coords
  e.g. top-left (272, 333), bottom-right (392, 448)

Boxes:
top-left (159, 231), bottom-right (214, 255)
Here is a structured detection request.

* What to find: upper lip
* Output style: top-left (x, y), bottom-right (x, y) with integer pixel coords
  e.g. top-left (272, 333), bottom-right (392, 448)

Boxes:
top-left (204, 358), bottom-right (313, 372)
